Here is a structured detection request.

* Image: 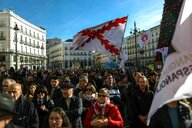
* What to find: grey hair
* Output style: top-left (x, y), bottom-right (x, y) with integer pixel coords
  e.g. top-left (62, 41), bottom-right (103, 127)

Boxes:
top-left (2, 79), bottom-right (16, 86)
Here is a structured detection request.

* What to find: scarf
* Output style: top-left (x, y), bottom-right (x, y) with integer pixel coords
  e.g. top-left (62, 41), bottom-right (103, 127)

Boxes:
top-left (93, 100), bottom-right (110, 117)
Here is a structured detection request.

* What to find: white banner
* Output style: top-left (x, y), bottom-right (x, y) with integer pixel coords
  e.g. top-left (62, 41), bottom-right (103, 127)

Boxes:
top-left (119, 52), bottom-right (128, 72)
top-left (148, 0), bottom-right (192, 123)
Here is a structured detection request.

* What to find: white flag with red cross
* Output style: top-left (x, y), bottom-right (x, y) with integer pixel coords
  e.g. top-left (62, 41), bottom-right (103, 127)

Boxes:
top-left (148, 0), bottom-right (192, 124)
top-left (71, 16), bottom-right (128, 55)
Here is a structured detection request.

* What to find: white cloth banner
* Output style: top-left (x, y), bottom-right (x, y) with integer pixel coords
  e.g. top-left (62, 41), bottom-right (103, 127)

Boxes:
top-left (138, 30), bottom-right (151, 48)
top-left (71, 16), bottom-right (127, 55)
top-left (148, 0), bottom-right (192, 123)
top-left (119, 52), bottom-right (128, 72)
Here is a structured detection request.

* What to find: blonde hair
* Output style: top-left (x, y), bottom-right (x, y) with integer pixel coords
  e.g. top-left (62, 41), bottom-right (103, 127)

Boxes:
top-left (137, 75), bottom-right (149, 87)
top-left (98, 88), bottom-right (109, 96)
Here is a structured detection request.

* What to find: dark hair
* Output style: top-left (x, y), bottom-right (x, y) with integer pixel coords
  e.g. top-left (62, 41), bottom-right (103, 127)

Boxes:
top-left (49, 107), bottom-right (71, 127)
top-left (34, 85), bottom-right (48, 99)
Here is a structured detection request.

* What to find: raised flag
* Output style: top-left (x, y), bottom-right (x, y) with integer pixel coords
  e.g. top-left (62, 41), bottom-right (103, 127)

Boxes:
top-left (138, 30), bottom-right (151, 48)
top-left (71, 16), bottom-right (128, 55)
top-left (148, 0), bottom-right (192, 124)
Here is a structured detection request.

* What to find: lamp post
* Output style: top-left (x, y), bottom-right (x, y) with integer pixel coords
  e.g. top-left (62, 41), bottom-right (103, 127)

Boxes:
top-left (130, 21), bottom-right (140, 67)
top-left (14, 23), bottom-right (19, 70)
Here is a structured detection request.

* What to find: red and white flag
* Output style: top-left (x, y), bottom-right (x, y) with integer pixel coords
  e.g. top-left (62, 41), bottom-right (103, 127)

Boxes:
top-left (71, 16), bottom-right (128, 55)
top-left (138, 30), bottom-right (151, 48)
top-left (148, 0), bottom-right (192, 124)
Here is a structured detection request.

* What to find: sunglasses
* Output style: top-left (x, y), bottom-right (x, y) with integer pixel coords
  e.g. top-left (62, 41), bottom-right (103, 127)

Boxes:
top-left (86, 88), bottom-right (93, 92)
top-left (98, 94), bottom-right (108, 98)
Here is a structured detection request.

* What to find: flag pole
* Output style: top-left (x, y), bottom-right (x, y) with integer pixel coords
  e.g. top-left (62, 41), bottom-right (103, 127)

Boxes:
top-left (120, 15), bottom-right (128, 51)
top-left (118, 15), bottom-right (128, 71)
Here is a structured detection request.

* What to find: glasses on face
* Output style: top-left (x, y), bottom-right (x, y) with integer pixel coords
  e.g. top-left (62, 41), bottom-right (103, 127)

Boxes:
top-left (98, 94), bottom-right (108, 98)
top-left (7, 90), bottom-right (17, 94)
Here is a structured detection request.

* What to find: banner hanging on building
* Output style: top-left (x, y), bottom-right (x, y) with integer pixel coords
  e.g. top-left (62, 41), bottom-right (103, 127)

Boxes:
top-left (138, 30), bottom-right (151, 48)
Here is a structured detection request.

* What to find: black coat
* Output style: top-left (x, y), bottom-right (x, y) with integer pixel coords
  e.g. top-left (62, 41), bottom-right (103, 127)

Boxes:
top-left (11, 95), bottom-right (39, 128)
top-left (149, 101), bottom-right (191, 128)
top-left (129, 86), bottom-right (154, 128)
top-left (54, 96), bottom-right (83, 128)
top-left (32, 96), bottom-right (54, 128)
top-left (48, 86), bottom-right (62, 103)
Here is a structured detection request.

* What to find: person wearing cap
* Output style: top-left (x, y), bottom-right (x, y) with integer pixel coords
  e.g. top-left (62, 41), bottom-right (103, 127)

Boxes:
top-left (54, 82), bottom-right (83, 128)
top-left (0, 93), bottom-right (17, 128)
top-left (7, 83), bottom-right (39, 128)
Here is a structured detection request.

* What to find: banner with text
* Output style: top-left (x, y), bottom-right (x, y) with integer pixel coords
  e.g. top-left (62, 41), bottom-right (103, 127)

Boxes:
top-left (148, 0), bottom-right (192, 123)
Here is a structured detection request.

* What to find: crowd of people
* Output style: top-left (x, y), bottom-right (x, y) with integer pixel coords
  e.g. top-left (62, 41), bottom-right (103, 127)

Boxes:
top-left (0, 66), bottom-right (192, 128)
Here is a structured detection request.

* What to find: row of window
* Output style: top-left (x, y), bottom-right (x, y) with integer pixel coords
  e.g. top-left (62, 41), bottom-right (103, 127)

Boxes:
top-left (18, 34), bottom-right (45, 49)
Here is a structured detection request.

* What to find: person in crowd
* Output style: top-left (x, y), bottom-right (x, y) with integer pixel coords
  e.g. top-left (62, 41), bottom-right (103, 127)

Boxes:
top-left (1, 79), bottom-right (16, 93)
top-left (117, 74), bottom-right (131, 102)
top-left (0, 93), bottom-right (17, 128)
top-left (102, 74), bottom-right (127, 125)
top-left (132, 71), bottom-right (143, 85)
top-left (74, 75), bottom-right (89, 97)
top-left (24, 82), bottom-right (37, 101)
top-left (88, 70), bottom-right (97, 88)
top-left (129, 75), bottom-right (154, 128)
top-left (125, 71), bottom-right (144, 125)
top-left (62, 75), bottom-right (71, 85)
top-left (48, 107), bottom-right (72, 128)
top-left (81, 83), bottom-right (97, 121)
top-left (102, 74), bottom-right (120, 99)
top-left (55, 82), bottom-right (83, 128)
top-left (148, 71), bottom-right (158, 92)
top-left (117, 74), bottom-right (131, 126)
top-left (83, 88), bottom-right (124, 128)
top-left (7, 83), bottom-right (39, 128)
top-left (93, 71), bottom-right (103, 91)
top-left (23, 74), bottom-right (34, 95)
top-left (47, 76), bottom-right (62, 103)
top-left (149, 100), bottom-right (192, 128)
top-left (32, 85), bottom-right (54, 128)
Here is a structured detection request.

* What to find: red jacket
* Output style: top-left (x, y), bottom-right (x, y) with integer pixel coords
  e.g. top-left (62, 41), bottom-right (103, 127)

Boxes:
top-left (83, 102), bottom-right (124, 128)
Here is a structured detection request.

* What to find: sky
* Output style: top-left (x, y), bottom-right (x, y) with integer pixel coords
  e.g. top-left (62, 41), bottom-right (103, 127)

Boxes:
top-left (0, 0), bottom-right (164, 41)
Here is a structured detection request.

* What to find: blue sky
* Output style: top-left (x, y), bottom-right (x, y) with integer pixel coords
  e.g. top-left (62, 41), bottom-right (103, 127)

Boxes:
top-left (0, 0), bottom-right (164, 41)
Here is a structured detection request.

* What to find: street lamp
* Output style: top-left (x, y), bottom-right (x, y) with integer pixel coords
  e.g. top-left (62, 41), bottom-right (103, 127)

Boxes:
top-left (130, 21), bottom-right (140, 67)
top-left (14, 23), bottom-right (19, 70)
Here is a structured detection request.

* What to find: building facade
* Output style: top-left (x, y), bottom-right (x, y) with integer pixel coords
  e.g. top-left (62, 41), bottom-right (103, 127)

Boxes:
top-left (125, 25), bottom-right (160, 69)
top-left (47, 39), bottom-right (93, 69)
top-left (0, 9), bottom-right (46, 70)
